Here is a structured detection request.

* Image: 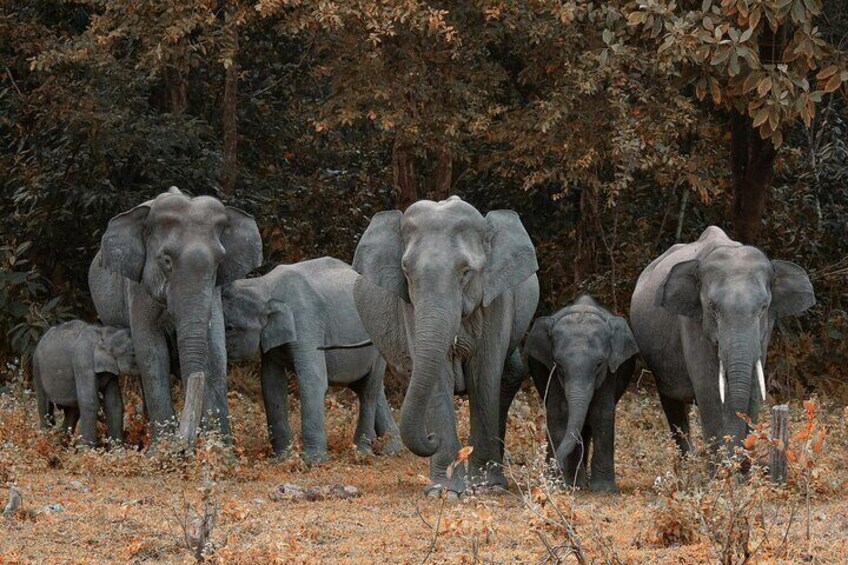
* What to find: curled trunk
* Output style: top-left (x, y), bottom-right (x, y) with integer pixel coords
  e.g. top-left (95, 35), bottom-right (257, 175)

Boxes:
top-left (719, 328), bottom-right (760, 450)
top-left (399, 300), bottom-right (457, 457)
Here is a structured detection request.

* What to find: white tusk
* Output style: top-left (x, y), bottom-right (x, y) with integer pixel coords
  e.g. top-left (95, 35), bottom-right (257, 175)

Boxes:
top-left (718, 360), bottom-right (726, 404)
top-left (453, 335), bottom-right (458, 346)
top-left (756, 360), bottom-right (766, 402)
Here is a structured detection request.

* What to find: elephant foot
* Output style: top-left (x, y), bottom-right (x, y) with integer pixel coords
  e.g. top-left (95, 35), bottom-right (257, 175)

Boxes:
top-left (424, 483), bottom-right (462, 500)
top-left (301, 448), bottom-right (329, 466)
top-left (381, 435), bottom-right (404, 456)
top-left (588, 477), bottom-right (619, 493)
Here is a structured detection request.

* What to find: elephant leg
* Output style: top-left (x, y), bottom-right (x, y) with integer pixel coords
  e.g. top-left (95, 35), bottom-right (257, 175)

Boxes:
top-left (348, 376), bottom-right (377, 455)
top-left (659, 393), bottom-right (691, 455)
top-left (498, 349), bottom-right (525, 460)
top-left (543, 379), bottom-right (568, 467)
top-left (587, 391), bottom-right (618, 492)
top-left (61, 406), bottom-right (80, 437)
top-left (373, 382), bottom-right (402, 456)
top-left (261, 349), bottom-right (293, 459)
top-left (103, 376), bottom-right (124, 445)
top-left (466, 340), bottom-right (512, 489)
top-left (290, 342), bottom-right (329, 465)
top-left (129, 295), bottom-right (175, 439)
top-left (425, 378), bottom-right (465, 496)
top-left (75, 371), bottom-right (100, 447)
top-left (203, 289), bottom-right (231, 439)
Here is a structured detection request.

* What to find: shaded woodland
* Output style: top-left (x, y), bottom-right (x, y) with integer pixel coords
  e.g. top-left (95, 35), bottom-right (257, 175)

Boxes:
top-left (2, 0), bottom-right (847, 399)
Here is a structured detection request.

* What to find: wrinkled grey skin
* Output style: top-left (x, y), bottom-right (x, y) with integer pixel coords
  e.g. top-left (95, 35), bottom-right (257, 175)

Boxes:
top-left (88, 187), bottom-right (262, 440)
top-left (222, 257), bottom-right (402, 463)
top-left (32, 320), bottom-right (138, 445)
top-left (352, 197), bottom-right (539, 495)
top-left (525, 295), bottom-right (638, 493)
top-left (630, 226), bottom-right (815, 456)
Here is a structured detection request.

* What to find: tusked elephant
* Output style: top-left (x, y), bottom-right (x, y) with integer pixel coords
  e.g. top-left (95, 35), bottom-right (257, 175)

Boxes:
top-left (525, 295), bottom-right (638, 492)
top-left (352, 196), bottom-right (539, 495)
top-left (33, 320), bottom-right (138, 445)
top-left (222, 256), bottom-right (402, 463)
top-left (88, 187), bottom-right (262, 440)
top-left (630, 226), bottom-right (815, 456)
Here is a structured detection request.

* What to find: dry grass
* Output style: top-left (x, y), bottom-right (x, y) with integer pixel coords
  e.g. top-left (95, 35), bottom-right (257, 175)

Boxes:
top-left (0, 368), bottom-right (846, 564)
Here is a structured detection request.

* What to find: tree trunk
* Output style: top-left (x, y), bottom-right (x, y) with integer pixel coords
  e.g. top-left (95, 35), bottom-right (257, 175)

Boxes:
top-left (728, 25), bottom-right (785, 245)
top-left (392, 140), bottom-right (418, 210)
top-left (219, 22), bottom-right (239, 196)
top-left (573, 186), bottom-right (597, 285)
top-left (433, 147), bottom-right (453, 200)
top-left (166, 67), bottom-right (187, 114)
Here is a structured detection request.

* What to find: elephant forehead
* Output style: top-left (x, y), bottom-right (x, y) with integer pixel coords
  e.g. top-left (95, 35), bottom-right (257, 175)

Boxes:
top-left (552, 314), bottom-right (608, 346)
top-left (403, 199), bottom-right (486, 231)
top-left (223, 286), bottom-right (265, 320)
top-left (150, 193), bottom-right (227, 225)
top-left (702, 245), bottom-right (770, 272)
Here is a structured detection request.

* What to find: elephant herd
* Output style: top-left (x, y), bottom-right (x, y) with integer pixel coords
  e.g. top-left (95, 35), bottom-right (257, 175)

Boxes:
top-left (31, 188), bottom-right (815, 496)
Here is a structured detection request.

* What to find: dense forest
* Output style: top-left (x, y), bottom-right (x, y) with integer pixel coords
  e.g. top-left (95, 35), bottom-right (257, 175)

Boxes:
top-left (2, 0), bottom-right (847, 398)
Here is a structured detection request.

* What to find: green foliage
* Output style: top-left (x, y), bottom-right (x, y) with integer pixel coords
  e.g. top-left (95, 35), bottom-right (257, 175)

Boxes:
top-left (0, 0), bottom-right (846, 395)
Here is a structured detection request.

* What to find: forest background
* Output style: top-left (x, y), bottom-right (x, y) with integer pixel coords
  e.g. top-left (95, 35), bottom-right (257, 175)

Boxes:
top-left (1, 0), bottom-right (847, 400)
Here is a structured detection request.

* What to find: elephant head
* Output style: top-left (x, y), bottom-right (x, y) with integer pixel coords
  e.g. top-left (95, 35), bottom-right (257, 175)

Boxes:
top-left (99, 187), bottom-right (262, 381)
top-left (222, 280), bottom-right (295, 361)
top-left (525, 297), bottom-right (638, 469)
top-left (660, 244), bottom-right (814, 447)
top-left (353, 197), bottom-right (537, 456)
top-left (95, 326), bottom-right (139, 376)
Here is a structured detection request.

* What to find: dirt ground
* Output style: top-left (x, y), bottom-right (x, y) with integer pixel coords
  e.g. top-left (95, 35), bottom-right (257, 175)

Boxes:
top-left (1, 371), bottom-right (846, 564)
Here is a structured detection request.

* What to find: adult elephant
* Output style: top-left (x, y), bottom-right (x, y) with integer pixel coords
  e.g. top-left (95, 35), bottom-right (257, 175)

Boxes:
top-left (352, 196), bottom-right (539, 495)
top-left (89, 187), bottom-right (262, 439)
top-left (630, 226), bottom-right (814, 456)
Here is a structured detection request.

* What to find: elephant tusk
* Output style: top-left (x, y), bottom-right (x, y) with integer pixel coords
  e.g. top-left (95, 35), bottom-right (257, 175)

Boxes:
top-left (756, 360), bottom-right (767, 402)
top-left (453, 335), bottom-right (458, 346)
top-left (718, 360), bottom-right (726, 404)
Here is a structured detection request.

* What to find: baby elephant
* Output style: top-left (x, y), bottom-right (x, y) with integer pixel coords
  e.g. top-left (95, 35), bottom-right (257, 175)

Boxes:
top-left (33, 320), bottom-right (138, 446)
top-left (525, 295), bottom-right (638, 492)
top-left (223, 256), bottom-right (402, 464)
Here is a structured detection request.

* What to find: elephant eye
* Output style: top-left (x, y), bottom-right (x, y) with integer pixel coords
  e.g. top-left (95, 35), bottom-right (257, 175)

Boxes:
top-left (160, 253), bottom-right (173, 272)
top-left (225, 324), bottom-right (235, 333)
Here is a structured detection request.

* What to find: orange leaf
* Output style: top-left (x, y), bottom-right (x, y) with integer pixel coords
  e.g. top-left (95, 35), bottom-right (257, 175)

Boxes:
top-left (456, 446), bottom-right (474, 463)
top-left (785, 449), bottom-right (797, 463)
top-left (743, 434), bottom-right (758, 449)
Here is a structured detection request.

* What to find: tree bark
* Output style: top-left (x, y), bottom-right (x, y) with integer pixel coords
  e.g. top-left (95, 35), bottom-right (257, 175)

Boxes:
top-left (392, 140), bottom-right (418, 210)
top-left (728, 25), bottom-right (785, 245)
top-left (433, 147), bottom-right (453, 200)
top-left (219, 22), bottom-right (239, 196)
top-left (166, 67), bottom-right (187, 114)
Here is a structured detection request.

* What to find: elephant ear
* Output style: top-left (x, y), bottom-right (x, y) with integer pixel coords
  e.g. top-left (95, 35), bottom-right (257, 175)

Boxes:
top-left (771, 260), bottom-right (815, 317)
top-left (525, 316), bottom-right (555, 369)
top-left (483, 210), bottom-right (538, 307)
top-left (352, 210), bottom-right (409, 303)
top-left (93, 333), bottom-right (120, 375)
top-left (260, 300), bottom-right (297, 353)
top-left (353, 276), bottom-right (412, 375)
top-left (100, 204), bottom-right (151, 282)
top-left (218, 207), bottom-right (263, 286)
top-left (608, 316), bottom-right (639, 373)
top-left (659, 259), bottom-right (702, 319)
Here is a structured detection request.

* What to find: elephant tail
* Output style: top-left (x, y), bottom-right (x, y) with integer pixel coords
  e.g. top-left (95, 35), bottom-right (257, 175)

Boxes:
top-left (317, 339), bottom-right (374, 351)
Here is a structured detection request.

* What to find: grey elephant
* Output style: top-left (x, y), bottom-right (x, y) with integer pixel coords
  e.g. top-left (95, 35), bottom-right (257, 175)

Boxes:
top-left (32, 320), bottom-right (138, 445)
top-left (630, 226), bottom-right (815, 456)
top-left (524, 295), bottom-right (638, 492)
top-left (222, 257), bottom-right (402, 463)
top-left (88, 187), bottom-right (262, 440)
top-left (352, 196), bottom-right (539, 495)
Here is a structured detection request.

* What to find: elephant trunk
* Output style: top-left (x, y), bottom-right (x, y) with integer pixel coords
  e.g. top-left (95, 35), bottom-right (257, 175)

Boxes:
top-left (555, 378), bottom-right (593, 470)
top-left (399, 298), bottom-right (458, 457)
top-left (170, 248), bottom-right (217, 381)
top-left (719, 327), bottom-right (759, 450)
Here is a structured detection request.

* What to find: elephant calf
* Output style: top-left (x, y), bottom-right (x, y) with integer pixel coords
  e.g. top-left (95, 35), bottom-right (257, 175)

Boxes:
top-left (222, 256), bottom-right (402, 463)
top-left (33, 320), bottom-right (138, 445)
top-left (525, 295), bottom-right (638, 492)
